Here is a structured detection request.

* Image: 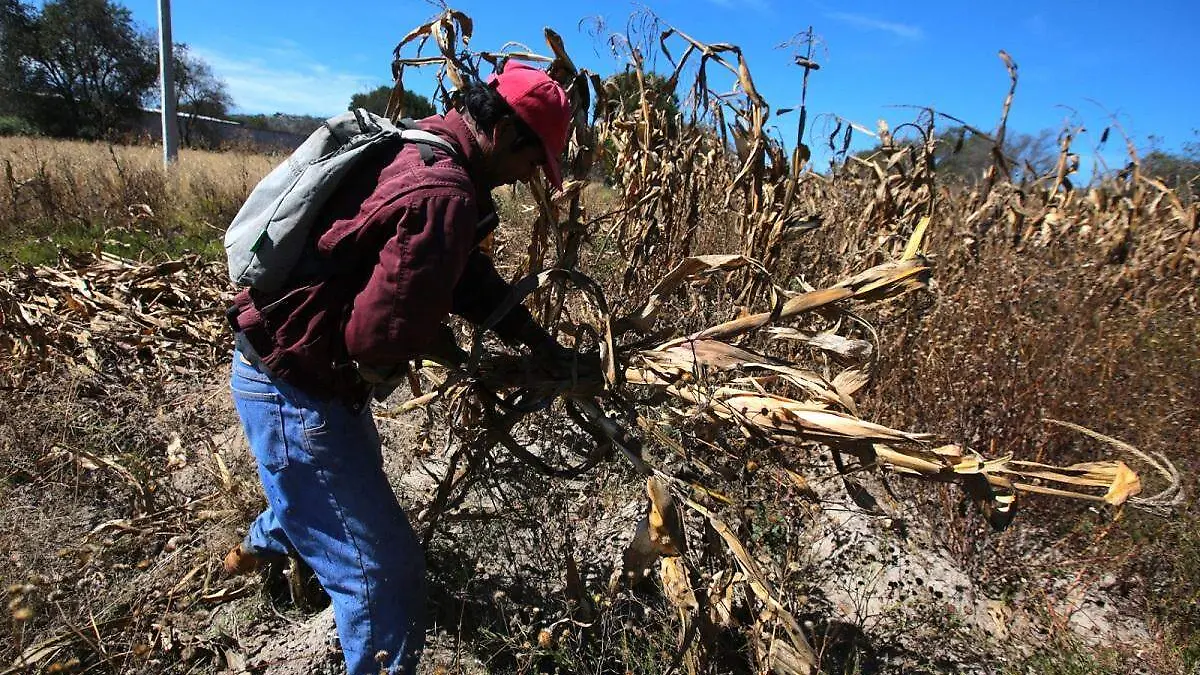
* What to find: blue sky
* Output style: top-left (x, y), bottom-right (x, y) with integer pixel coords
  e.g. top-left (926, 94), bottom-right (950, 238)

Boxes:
top-left (118, 0), bottom-right (1197, 171)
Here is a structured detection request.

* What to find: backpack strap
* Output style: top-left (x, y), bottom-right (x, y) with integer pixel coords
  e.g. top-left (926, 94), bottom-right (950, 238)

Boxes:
top-left (329, 108), bottom-right (384, 145)
top-left (396, 117), bottom-right (460, 166)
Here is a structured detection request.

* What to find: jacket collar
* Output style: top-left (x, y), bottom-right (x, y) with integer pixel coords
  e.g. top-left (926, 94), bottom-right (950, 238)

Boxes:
top-left (416, 110), bottom-right (499, 244)
top-left (420, 109), bottom-right (494, 207)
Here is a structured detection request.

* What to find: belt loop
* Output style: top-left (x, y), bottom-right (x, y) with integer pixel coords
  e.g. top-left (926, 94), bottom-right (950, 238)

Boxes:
top-left (225, 304), bottom-right (242, 333)
top-left (234, 332), bottom-right (275, 378)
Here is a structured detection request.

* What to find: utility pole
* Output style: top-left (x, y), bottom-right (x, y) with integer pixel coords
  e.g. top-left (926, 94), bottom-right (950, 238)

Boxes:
top-left (157, 0), bottom-right (178, 166)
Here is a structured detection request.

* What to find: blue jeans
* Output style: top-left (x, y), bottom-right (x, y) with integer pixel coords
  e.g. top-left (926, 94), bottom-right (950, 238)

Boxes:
top-left (230, 351), bottom-right (426, 674)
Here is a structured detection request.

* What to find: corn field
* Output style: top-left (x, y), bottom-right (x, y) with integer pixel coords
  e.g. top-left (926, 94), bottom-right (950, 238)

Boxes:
top-left (0, 7), bottom-right (1196, 675)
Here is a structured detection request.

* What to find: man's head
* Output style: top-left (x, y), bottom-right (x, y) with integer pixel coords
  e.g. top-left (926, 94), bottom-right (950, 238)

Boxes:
top-left (463, 62), bottom-right (570, 190)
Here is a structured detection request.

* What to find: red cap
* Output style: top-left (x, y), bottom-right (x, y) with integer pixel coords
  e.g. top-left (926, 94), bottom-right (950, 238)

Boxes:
top-left (488, 61), bottom-right (571, 188)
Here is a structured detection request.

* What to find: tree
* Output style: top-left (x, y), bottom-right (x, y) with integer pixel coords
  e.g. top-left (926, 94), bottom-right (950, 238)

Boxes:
top-left (1141, 132), bottom-right (1200, 197)
top-left (600, 70), bottom-right (680, 122)
top-left (349, 85), bottom-right (435, 119)
top-left (597, 70), bottom-right (682, 179)
top-left (171, 43), bottom-right (233, 147)
top-left (0, 1), bottom-right (37, 119)
top-left (850, 125), bottom-right (1057, 185)
top-left (931, 126), bottom-right (1056, 184)
top-left (227, 112), bottom-right (325, 136)
top-left (5, 0), bottom-right (157, 138)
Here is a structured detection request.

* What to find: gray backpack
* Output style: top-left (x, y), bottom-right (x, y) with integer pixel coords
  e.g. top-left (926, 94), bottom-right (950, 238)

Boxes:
top-left (224, 109), bottom-right (457, 291)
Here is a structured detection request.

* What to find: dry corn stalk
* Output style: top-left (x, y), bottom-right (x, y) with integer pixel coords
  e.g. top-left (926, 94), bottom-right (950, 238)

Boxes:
top-left (0, 251), bottom-right (229, 386)
top-left (1, 7), bottom-right (1192, 672)
top-left (409, 244), bottom-right (1161, 674)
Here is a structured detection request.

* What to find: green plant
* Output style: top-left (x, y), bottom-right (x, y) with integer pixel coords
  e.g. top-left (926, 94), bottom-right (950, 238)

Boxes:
top-left (0, 115), bottom-right (38, 137)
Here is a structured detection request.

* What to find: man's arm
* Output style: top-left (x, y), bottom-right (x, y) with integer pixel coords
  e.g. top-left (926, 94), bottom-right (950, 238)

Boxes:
top-left (343, 192), bottom-right (481, 367)
top-left (450, 249), bottom-right (555, 350)
top-left (451, 251), bottom-right (597, 381)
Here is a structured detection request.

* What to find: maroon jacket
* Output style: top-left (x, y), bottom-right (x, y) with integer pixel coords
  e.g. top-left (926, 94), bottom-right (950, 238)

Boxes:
top-left (228, 110), bottom-right (546, 408)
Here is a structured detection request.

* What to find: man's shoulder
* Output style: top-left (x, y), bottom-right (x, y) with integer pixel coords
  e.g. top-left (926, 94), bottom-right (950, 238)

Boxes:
top-left (374, 143), bottom-right (478, 206)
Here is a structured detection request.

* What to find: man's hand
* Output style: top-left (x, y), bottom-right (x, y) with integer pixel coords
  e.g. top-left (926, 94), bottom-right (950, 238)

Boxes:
top-left (422, 324), bottom-right (469, 367)
top-left (356, 362), bottom-right (409, 386)
top-left (528, 338), bottom-right (599, 380)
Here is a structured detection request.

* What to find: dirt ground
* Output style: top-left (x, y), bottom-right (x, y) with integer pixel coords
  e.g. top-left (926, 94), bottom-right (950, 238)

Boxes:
top-left (43, 366), bottom-right (1146, 675)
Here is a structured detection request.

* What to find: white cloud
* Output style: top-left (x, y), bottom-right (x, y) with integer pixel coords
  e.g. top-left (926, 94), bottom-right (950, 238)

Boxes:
top-left (1025, 14), bottom-right (1049, 38)
top-left (826, 11), bottom-right (924, 40)
top-left (707, 0), bottom-right (771, 12)
top-left (191, 45), bottom-right (378, 116)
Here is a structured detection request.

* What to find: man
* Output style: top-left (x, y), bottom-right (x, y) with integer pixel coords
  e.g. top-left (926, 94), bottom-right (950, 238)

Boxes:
top-left (222, 62), bottom-right (572, 675)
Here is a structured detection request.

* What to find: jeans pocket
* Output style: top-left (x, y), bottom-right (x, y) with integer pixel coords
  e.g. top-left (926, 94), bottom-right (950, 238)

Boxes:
top-left (231, 387), bottom-right (289, 472)
top-left (300, 403), bottom-right (380, 473)
top-left (301, 407), bottom-right (343, 471)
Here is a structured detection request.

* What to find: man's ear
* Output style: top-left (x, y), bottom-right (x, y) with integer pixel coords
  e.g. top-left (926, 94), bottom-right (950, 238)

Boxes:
top-left (488, 117), bottom-right (507, 144)
top-left (491, 117), bottom-right (518, 149)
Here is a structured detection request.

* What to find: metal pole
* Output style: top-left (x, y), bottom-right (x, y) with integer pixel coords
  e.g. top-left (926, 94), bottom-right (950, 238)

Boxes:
top-left (157, 0), bottom-right (178, 165)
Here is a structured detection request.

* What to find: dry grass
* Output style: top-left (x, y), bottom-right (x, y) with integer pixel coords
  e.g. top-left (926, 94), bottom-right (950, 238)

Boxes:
top-left (863, 230), bottom-right (1200, 673)
top-left (0, 137), bottom-right (276, 265)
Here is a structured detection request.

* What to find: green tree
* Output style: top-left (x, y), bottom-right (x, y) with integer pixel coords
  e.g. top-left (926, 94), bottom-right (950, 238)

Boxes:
top-left (4, 0), bottom-right (157, 138)
top-left (0, 1), bottom-right (37, 121)
top-left (227, 112), bottom-right (325, 136)
top-left (171, 43), bottom-right (233, 147)
top-left (932, 126), bottom-right (1056, 184)
top-left (600, 70), bottom-right (680, 121)
top-left (595, 70), bottom-right (682, 182)
top-left (850, 125), bottom-right (1057, 185)
top-left (1141, 132), bottom-right (1200, 196)
top-left (349, 85), bottom-right (436, 119)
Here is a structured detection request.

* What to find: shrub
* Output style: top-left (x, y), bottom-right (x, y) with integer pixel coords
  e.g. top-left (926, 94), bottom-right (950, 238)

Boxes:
top-left (0, 115), bottom-right (39, 136)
